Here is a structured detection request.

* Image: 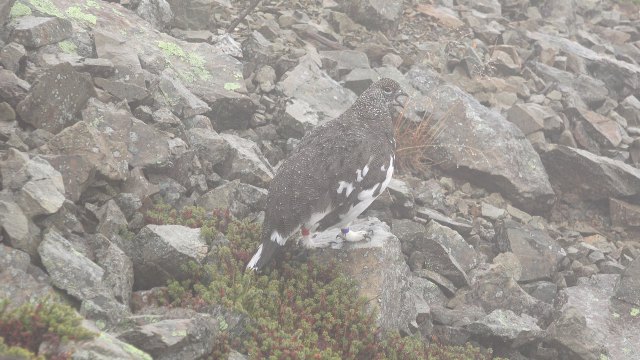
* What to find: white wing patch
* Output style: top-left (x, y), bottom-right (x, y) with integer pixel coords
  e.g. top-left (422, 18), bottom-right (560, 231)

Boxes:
top-left (362, 164), bottom-right (369, 177)
top-left (337, 156), bottom-right (395, 227)
top-left (337, 181), bottom-right (354, 197)
top-left (270, 230), bottom-right (286, 245)
top-left (356, 169), bottom-right (363, 182)
top-left (247, 244), bottom-right (263, 269)
top-left (379, 156), bottom-right (394, 193)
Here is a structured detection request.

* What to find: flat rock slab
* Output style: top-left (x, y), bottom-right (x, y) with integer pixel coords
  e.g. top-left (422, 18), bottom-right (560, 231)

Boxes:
top-left (310, 217), bottom-right (417, 333)
top-left (38, 228), bottom-right (106, 301)
top-left (218, 133), bottom-right (274, 188)
top-left (0, 244), bottom-right (55, 310)
top-left (407, 65), bottom-right (555, 213)
top-left (42, 0), bottom-right (251, 124)
top-left (465, 309), bottom-right (542, 347)
top-left (16, 62), bottom-right (95, 134)
top-left (10, 16), bottom-right (72, 48)
top-left (615, 258), bottom-right (640, 307)
top-left (117, 316), bottom-right (219, 360)
top-left (560, 275), bottom-right (640, 360)
top-left (527, 31), bottom-right (640, 98)
top-left (279, 53), bottom-right (357, 138)
top-left (393, 218), bottom-right (479, 288)
top-left (130, 225), bottom-right (207, 289)
top-left (496, 219), bottom-right (564, 282)
top-left (539, 144), bottom-right (640, 200)
top-left (43, 121), bottom-right (129, 181)
top-left (82, 99), bottom-right (175, 168)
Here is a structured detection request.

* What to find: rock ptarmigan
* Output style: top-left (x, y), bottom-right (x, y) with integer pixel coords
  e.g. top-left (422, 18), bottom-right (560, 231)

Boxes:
top-left (247, 78), bottom-right (408, 270)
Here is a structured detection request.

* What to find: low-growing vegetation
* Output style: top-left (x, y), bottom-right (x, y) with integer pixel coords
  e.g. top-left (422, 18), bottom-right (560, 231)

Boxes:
top-left (0, 298), bottom-right (95, 360)
top-left (144, 202), bottom-right (496, 359)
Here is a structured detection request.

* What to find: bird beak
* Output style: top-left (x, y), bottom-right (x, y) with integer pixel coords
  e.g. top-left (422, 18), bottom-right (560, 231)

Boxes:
top-left (394, 91), bottom-right (409, 108)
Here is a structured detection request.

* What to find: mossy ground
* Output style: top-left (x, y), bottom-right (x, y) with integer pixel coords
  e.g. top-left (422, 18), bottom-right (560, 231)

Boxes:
top-left (0, 298), bottom-right (95, 360)
top-left (144, 202), bottom-right (496, 359)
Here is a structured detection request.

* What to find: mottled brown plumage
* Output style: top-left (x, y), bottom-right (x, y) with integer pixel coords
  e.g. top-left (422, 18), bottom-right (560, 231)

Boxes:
top-left (247, 78), bottom-right (407, 270)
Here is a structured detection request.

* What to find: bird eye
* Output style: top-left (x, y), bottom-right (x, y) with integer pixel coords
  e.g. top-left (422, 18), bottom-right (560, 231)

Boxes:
top-left (383, 86), bottom-right (392, 94)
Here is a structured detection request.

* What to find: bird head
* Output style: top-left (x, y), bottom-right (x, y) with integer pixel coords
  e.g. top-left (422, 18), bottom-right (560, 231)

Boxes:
top-left (355, 78), bottom-right (409, 119)
top-left (377, 78), bottom-right (409, 109)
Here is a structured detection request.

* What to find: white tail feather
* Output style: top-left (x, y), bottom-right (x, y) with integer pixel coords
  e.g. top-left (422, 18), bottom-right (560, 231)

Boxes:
top-left (246, 244), bottom-right (263, 270)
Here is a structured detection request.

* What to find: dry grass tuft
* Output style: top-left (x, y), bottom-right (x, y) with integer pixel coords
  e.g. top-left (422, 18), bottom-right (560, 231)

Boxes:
top-left (393, 97), bottom-right (447, 175)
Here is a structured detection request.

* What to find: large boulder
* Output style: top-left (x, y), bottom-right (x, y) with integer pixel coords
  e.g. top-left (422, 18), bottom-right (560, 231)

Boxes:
top-left (278, 52), bottom-right (357, 138)
top-left (16, 62), bottom-right (95, 134)
top-left (539, 144), bottom-right (640, 200)
top-left (130, 225), bottom-right (208, 289)
top-left (406, 65), bottom-right (555, 213)
top-left (310, 217), bottom-right (418, 333)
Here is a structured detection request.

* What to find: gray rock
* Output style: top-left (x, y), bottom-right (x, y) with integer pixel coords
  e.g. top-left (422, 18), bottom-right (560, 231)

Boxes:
top-left (17, 62), bottom-right (95, 134)
top-left (481, 202), bottom-right (505, 220)
top-left (94, 77), bottom-right (149, 103)
top-left (218, 133), bottom-right (274, 188)
top-left (394, 219), bottom-right (479, 287)
top-left (72, 322), bottom-right (153, 360)
top-left (0, 69), bottom-right (29, 108)
top-left (146, 150), bottom-right (207, 194)
top-left (610, 198), bottom-right (640, 228)
top-left (528, 32), bottom-right (640, 99)
top-left (343, 67), bottom-right (380, 95)
top-left (529, 61), bottom-right (609, 109)
top-left (341, 0), bottom-right (403, 33)
top-left (10, 16), bottom-right (72, 48)
top-left (155, 71), bottom-right (211, 118)
top-left (0, 244), bottom-right (55, 310)
top-left (123, 167), bottom-right (161, 202)
top-left (466, 309), bottom-right (542, 347)
top-left (136, 0), bottom-right (173, 30)
top-left (165, 0), bottom-right (227, 30)
top-left (311, 217), bottom-right (416, 333)
top-left (406, 65), bottom-right (555, 213)
top-left (186, 128), bottom-right (230, 184)
top-left (545, 307), bottom-right (608, 360)
top-left (569, 107), bottom-right (623, 151)
top-left (40, 154), bottom-right (95, 202)
top-left (278, 53), bottom-right (357, 138)
top-left (0, 0), bottom-right (16, 32)
top-left (0, 42), bottom-right (26, 73)
top-left (521, 281), bottom-right (558, 304)
top-left (18, 172), bottom-right (66, 217)
top-left (254, 65), bottom-right (276, 93)
top-left (452, 261), bottom-right (553, 322)
top-left (615, 258), bottom-right (640, 307)
top-left (38, 228), bottom-right (106, 301)
top-left (617, 95), bottom-right (640, 127)
top-left (558, 274), bottom-right (640, 360)
top-left (506, 103), bottom-right (550, 135)
top-left (2, 154), bottom-right (66, 217)
top-left (44, 121), bottom-right (129, 181)
top-left (82, 99), bottom-right (176, 168)
top-left (0, 197), bottom-right (29, 249)
top-left (93, 200), bottom-right (128, 240)
top-left (496, 220), bottom-right (564, 282)
top-left (118, 315), bottom-right (219, 360)
top-left (196, 179), bottom-right (267, 218)
top-left (77, 58), bottom-right (116, 78)
top-left (131, 225), bottom-right (208, 289)
top-left (539, 144), bottom-right (640, 200)
top-left (319, 50), bottom-right (370, 79)
top-left (94, 29), bottom-right (146, 89)
top-left (415, 207), bottom-right (473, 235)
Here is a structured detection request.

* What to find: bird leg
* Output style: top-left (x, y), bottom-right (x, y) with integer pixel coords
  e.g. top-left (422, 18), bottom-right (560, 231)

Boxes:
top-left (336, 227), bottom-right (372, 242)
